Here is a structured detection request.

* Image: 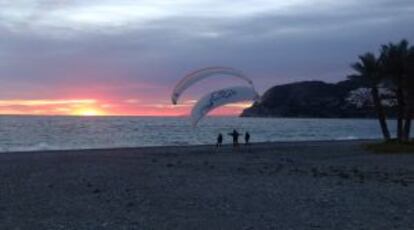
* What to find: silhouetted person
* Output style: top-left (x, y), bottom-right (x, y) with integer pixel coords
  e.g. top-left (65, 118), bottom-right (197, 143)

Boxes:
top-left (228, 129), bottom-right (240, 148)
top-left (245, 132), bottom-right (250, 145)
top-left (216, 133), bottom-right (223, 148)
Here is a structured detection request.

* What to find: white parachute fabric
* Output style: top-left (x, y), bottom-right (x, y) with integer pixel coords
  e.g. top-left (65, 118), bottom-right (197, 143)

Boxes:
top-left (191, 86), bottom-right (259, 126)
top-left (172, 67), bottom-right (254, 104)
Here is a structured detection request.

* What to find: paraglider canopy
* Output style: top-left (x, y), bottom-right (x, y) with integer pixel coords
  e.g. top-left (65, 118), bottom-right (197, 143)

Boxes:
top-left (171, 66), bottom-right (260, 127)
top-left (171, 66), bottom-right (254, 105)
top-left (191, 86), bottom-right (259, 127)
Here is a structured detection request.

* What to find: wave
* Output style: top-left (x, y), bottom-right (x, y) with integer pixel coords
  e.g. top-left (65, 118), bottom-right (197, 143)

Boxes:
top-left (0, 117), bottom-right (392, 153)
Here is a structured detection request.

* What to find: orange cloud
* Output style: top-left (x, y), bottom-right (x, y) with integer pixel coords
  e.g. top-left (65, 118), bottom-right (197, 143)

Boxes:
top-left (0, 99), bottom-right (96, 106)
top-left (0, 99), bottom-right (102, 116)
top-left (0, 98), bottom-right (249, 116)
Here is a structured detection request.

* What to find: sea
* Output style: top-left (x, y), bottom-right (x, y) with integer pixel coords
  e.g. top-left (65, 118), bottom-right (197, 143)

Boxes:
top-left (0, 116), bottom-right (396, 153)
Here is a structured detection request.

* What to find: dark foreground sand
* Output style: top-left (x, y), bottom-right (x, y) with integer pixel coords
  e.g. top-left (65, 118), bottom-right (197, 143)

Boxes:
top-left (0, 140), bottom-right (413, 230)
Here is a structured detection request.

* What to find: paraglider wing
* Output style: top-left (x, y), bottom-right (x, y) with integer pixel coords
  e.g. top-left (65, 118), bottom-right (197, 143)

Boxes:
top-left (172, 67), bottom-right (254, 104)
top-left (191, 86), bottom-right (260, 126)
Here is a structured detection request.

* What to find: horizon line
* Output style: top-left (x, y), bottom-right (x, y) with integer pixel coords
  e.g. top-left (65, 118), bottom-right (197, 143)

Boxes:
top-left (0, 114), bottom-right (240, 118)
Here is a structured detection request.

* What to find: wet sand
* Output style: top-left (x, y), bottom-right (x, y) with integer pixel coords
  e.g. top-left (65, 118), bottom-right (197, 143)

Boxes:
top-left (0, 140), bottom-right (413, 229)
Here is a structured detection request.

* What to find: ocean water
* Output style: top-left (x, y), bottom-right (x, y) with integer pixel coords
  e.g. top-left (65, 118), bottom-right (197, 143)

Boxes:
top-left (0, 116), bottom-right (396, 152)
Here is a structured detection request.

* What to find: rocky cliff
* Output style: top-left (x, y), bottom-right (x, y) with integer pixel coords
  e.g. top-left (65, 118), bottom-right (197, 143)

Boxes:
top-left (241, 80), bottom-right (379, 118)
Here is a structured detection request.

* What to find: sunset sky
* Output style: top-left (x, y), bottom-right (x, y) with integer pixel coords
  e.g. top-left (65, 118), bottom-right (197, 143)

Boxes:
top-left (1, 0), bottom-right (413, 116)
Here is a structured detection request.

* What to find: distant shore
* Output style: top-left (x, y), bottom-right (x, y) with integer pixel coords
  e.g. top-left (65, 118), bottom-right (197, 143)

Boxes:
top-left (1, 140), bottom-right (413, 229)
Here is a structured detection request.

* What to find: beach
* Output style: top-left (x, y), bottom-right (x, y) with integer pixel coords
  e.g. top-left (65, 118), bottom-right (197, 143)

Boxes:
top-left (0, 140), bottom-right (413, 229)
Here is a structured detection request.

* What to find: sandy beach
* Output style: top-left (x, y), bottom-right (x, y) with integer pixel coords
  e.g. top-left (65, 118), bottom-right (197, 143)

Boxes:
top-left (0, 140), bottom-right (413, 229)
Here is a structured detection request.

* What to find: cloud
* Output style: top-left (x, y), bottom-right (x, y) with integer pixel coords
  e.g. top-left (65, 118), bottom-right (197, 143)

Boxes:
top-left (0, 1), bottom-right (327, 31)
top-left (0, 0), bottom-right (414, 115)
top-left (0, 99), bottom-right (96, 106)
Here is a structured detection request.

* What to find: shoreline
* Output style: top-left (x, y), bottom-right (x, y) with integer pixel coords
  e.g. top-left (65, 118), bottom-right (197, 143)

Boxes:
top-left (0, 139), bottom-right (379, 155)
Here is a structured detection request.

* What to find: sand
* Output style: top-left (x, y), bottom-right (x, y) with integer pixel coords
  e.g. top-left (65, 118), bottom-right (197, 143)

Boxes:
top-left (0, 140), bottom-right (413, 230)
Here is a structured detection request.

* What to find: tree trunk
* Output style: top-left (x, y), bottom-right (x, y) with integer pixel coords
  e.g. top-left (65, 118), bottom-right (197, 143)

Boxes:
top-left (403, 116), bottom-right (412, 141)
top-left (403, 91), bottom-right (413, 141)
top-left (396, 77), bottom-right (405, 142)
top-left (372, 87), bottom-right (391, 140)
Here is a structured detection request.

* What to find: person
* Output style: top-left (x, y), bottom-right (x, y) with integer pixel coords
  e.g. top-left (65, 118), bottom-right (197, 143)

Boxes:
top-left (216, 133), bottom-right (223, 148)
top-left (245, 132), bottom-right (250, 145)
top-left (228, 129), bottom-right (240, 148)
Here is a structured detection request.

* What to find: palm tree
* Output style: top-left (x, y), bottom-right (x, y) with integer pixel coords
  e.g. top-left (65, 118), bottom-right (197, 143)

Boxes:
top-left (403, 46), bottom-right (414, 141)
top-left (351, 52), bottom-right (391, 140)
top-left (380, 40), bottom-right (410, 142)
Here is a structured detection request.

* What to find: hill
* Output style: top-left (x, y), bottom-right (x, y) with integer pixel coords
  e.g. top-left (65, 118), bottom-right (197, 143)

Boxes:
top-left (241, 80), bottom-right (380, 118)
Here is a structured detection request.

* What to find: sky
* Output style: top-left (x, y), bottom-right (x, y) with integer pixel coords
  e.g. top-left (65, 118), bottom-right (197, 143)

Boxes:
top-left (1, 0), bottom-right (413, 116)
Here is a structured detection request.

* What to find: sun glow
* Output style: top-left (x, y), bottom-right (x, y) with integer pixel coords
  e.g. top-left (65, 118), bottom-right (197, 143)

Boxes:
top-left (72, 108), bottom-right (106, 116)
top-left (0, 98), bottom-right (245, 116)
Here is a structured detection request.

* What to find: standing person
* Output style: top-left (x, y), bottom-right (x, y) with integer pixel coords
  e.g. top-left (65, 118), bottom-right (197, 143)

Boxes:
top-left (245, 132), bottom-right (250, 145)
top-left (216, 133), bottom-right (223, 148)
top-left (228, 129), bottom-right (240, 148)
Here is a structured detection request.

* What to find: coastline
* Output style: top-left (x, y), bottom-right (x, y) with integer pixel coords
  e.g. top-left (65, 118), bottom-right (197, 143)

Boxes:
top-left (0, 139), bottom-right (378, 155)
top-left (1, 140), bottom-right (413, 229)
